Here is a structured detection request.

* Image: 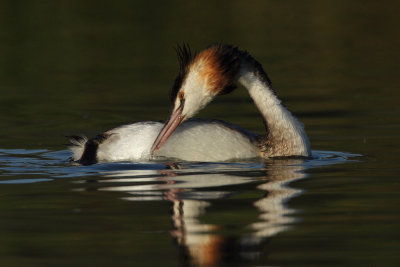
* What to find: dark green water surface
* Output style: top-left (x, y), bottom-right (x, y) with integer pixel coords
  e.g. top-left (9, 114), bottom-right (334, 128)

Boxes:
top-left (0, 1), bottom-right (399, 266)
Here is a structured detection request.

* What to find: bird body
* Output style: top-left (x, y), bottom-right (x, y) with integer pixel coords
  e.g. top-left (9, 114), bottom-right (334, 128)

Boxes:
top-left (70, 44), bottom-right (311, 164)
top-left (70, 119), bottom-right (259, 164)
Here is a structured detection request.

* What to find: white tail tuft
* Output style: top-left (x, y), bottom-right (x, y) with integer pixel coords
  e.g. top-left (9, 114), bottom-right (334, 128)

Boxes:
top-left (69, 135), bottom-right (88, 161)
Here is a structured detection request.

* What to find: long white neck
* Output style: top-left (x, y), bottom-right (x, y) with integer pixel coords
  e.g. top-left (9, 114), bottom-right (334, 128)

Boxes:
top-left (237, 64), bottom-right (311, 157)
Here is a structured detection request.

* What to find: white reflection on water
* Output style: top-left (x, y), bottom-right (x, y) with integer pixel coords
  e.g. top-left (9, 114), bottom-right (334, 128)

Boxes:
top-left (73, 162), bottom-right (304, 264)
top-left (71, 151), bottom-right (356, 265)
top-left (0, 149), bottom-right (358, 266)
top-left (164, 161), bottom-right (305, 265)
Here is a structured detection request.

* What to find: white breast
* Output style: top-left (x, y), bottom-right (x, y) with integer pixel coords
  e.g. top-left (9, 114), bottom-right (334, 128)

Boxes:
top-left (96, 122), bottom-right (162, 162)
top-left (93, 120), bottom-right (260, 162)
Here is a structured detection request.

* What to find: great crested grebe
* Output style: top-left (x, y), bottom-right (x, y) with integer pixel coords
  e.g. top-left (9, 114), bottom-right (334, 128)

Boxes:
top-left (70, 44), bottom-right (310, 164)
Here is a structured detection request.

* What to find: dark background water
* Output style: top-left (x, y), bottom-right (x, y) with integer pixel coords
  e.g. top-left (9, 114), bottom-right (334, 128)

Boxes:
top-left (0, 1), bottom-right (399, 266)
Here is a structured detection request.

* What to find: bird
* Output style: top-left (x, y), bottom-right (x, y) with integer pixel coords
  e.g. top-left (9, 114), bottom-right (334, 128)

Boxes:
top-left (70, 119), bottom-right (260, 165)
top-left (70, 44), bottom-right (310, 165)
top-left (151, 44), bottom-right (311, 158)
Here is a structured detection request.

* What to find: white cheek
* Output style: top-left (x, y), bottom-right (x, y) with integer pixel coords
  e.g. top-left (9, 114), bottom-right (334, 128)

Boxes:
top-left (183, 94), bottom-right (213, 118)
top-left (182, 98), bottom-right (198, 118)
top-left (174, 98), bottom-right (181, 110)
top-left (180, 71), bottom-right (215, 117)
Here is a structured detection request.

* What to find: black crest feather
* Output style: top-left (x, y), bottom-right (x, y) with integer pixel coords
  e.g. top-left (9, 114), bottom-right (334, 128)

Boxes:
top-left (210, 44), bottom-right (241, 95)
top-left (169, 43), bottom-right (273, 101)
top-left (170, 43), bottom-right (194, 102)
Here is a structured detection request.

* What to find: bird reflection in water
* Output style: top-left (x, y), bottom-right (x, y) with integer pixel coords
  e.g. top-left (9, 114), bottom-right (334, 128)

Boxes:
top-left (74, 158), bottom-right (307, 266)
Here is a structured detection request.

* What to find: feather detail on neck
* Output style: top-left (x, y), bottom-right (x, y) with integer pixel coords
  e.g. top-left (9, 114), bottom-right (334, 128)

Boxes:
top-left (238, 60), bottom-right (311, 157)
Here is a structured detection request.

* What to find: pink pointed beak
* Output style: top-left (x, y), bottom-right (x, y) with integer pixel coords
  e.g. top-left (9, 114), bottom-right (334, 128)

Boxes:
top-left (151, 105), bottom-right (185, 155)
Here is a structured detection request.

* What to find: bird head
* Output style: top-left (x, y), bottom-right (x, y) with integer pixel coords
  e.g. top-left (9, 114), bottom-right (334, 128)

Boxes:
top-left (151, 44), bottom-right (242, 154)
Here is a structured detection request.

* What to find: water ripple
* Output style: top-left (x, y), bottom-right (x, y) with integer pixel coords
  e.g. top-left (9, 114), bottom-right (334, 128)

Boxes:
top-left (0, 148), bottom-right (361, 263)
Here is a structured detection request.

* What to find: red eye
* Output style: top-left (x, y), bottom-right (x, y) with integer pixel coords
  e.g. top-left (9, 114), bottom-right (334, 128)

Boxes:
top-left (178, 91), bottom-right (184, 100)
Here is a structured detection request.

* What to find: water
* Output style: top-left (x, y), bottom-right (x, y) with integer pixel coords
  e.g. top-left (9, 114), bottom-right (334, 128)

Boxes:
top-left (0, 149), bottom-right (358, 266)
top-left (1, 1), bottom-right (399, 266)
